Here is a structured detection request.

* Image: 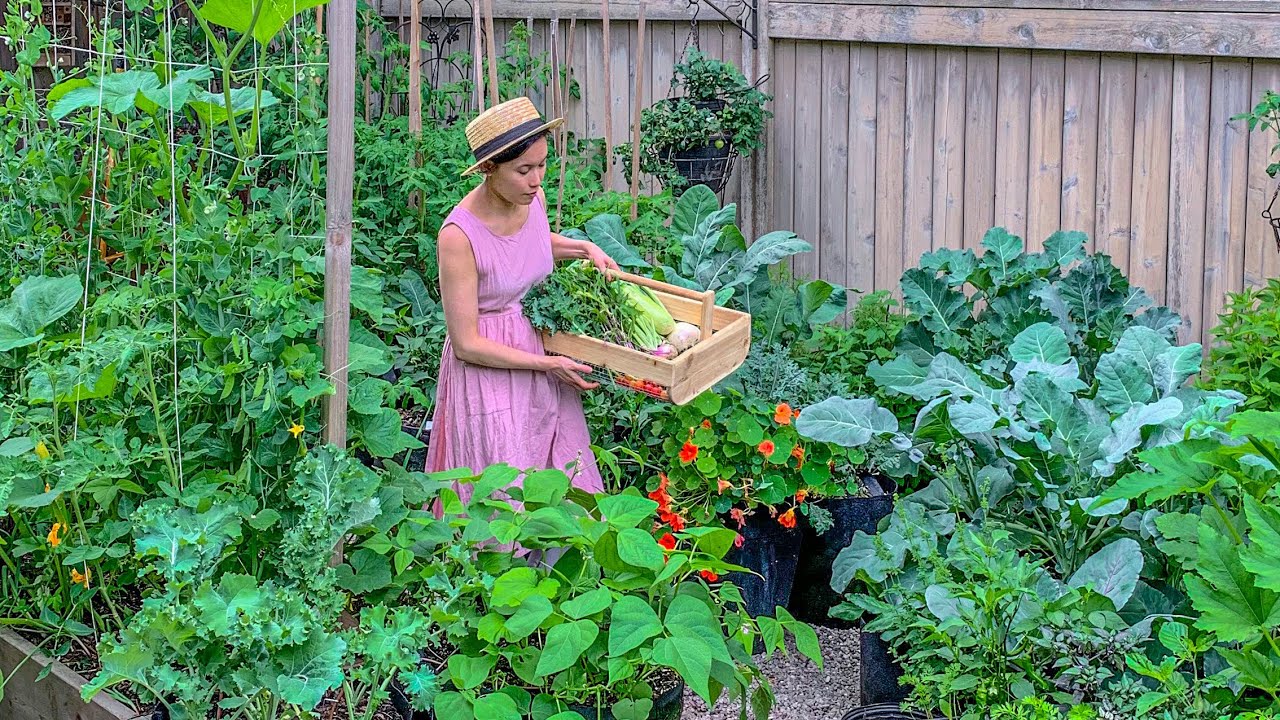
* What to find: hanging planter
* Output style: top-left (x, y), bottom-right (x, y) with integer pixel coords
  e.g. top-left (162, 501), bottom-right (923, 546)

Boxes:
top-left (617, 49), bottom-right (770, 198)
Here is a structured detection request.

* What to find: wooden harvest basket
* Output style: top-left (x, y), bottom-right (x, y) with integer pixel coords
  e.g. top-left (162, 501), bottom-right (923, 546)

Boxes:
top-left (541, 271), bottom-right (751, 405)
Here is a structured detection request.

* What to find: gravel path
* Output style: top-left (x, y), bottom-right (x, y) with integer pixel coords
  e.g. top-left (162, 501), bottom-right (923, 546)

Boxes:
top-left (682, 625), bottom-right (860, 720)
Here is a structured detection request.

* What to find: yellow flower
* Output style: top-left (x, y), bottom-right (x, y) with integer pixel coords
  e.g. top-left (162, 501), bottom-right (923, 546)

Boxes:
top-left (70, 566), bottom-right (90, 589)
top-left (47, 522), bottom-right (65, 548)
top-left (34, 441), bottom-right (50, 460)
top-left (288, 423), bottom-right (305, 438)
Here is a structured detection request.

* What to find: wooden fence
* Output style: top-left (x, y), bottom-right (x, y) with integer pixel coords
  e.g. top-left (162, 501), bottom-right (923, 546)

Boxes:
top-left (384, 0), bottom-right (1280, 343)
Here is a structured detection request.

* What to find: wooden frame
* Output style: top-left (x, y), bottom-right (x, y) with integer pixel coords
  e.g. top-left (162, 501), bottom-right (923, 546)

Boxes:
top-left (0, 629), bottom-right (142, 720)
top-left (541, 272), bottom-right (751, 405)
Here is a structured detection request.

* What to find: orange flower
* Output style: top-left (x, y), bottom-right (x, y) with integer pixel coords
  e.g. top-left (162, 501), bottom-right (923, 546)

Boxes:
top-left (793, 408), bottom-right (801, 419)
top-left (717, 479), bottom-right (733, 494)
top-left (778, 508), bottom-right (797, 529)
top-left (774, 403), bottom-right (792, 425)
top-left (47, 522), bottom-right (65, 548)
top-left (757, 440), bottom-right (776, 458)
top-left (792, 445), bottom-right (806, 463)
top-left (701, 419), bottom-right (712, 430)
top-left (729, 508), bottom-right (746, 529)
top-left (795, 489), bottom-right (809, 503)
top-left (679, 441), bottom-right (699, 464)
top-left (665, 512), bottom-right (686, 532)
top-left (658, 533), bottom-right (677, 551)
top-left (70, 566), bottom-right (90, 589)
top-left (699, 569), bottom-right (719, 582)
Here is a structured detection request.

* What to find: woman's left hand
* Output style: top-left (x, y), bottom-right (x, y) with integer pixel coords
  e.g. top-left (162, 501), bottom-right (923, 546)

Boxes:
top-left (585, 243), bottom-right (620, 274)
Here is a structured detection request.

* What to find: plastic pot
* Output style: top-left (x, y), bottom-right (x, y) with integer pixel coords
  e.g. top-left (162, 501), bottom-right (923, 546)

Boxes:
top-left (787, 475), bottom-right (897, 626)
top-left (722, 507), bottom-right (804, 618)
top-left (660, 139), bottom-right (735, 195)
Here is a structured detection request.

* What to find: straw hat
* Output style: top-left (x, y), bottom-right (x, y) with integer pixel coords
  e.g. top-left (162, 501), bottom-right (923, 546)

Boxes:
top-left (462, 97), bottom-right (564, 176)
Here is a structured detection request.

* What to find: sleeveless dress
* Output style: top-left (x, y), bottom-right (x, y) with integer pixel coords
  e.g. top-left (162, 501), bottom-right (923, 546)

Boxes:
top-left (424, 194), bottom-right (604, 501)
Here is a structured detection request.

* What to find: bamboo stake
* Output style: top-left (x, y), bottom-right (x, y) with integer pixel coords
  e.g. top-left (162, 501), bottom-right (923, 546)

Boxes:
top-left (471, 1), bottom-right (483, 111)
top-left (563, 15), bottom-right (577, 153)
top-left (408, 0), bottom-right (421, 136)
top-left (549, 14), bottom-right (561, 156)
top-left (601, 0), bottom-right (612, 188)
top-left (629, 2), bottom-right (646, 221)
top-left (364, 23), bottom-right (372, 122)
top-left (316, 6), bottom-right (324, 34)
top-left (483, 0), bottom-right (498, 106)
top-left (526, 16), bottom-right (534, 99)
top-left (322, 0), bottom-right (356, 450)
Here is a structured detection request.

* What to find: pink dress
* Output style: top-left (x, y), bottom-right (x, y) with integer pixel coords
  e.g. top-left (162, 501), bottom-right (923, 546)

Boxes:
top-left (424, 194), bottom-right (604, 501)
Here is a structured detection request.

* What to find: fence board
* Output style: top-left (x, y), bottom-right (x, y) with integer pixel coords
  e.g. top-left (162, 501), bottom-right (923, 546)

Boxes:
top-left (1027, 51), bottom-right (1064, 247)
top-left (847, 43), bottom-right (879, 295)
top-left (794, 42), bottom-right (823, 282)
top-left (933, 48), bottom-right (967, 254)
top-left (1245, 61), bottom-right (1280, 288)
top-left (1203, 59), bottom-right (1253, 336)
top-left (995, 49), bottom-right (1031, 240)
top-left (1129, 56), bottom-right (1173, 303)
top-left (875, 45), bottom-right (908, 290)
top-left (904, 46), bottom-right (936, 267)
top-left (774, 41), bottom-right (798, 243)
top-left (820, 41), bottom-right (852, 289)
top-left (1096, 54), bottom-right (1136, 271)
top-left (963, 47), bottom-right (998, 251)
top-left (1061, 52), bottom-right (1099, 249)
top-left (1166, 56), bottom-right (1211, 343)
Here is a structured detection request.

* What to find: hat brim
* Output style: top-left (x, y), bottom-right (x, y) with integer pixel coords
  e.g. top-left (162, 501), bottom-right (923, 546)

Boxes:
top-left (462, 118), bottom-right (565, 176)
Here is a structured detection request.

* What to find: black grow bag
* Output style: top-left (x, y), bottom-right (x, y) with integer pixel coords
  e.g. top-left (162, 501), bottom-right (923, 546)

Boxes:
top-left (787, 475), bottom-right (897, 626)
top-left (722, 507), bottom-right (804, 618)
top-left (860, 631), bottom-right (910, 706)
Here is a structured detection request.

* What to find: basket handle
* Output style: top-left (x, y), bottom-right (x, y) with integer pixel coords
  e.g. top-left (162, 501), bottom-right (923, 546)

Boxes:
top-left (608, 269), bottom-right (716, 341)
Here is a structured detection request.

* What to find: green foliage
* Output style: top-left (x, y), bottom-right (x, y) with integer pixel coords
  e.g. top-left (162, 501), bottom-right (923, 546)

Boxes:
top-left (381, 464), bottom-right (822, 718)
top-left (1203, 278), bottom-right (1280, 410)
top-left (1234, 89), bottom-right (1280, 177)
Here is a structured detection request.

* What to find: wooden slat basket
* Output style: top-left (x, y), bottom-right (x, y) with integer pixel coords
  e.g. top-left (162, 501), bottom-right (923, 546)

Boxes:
top-left (541, 271), bottom-right (752, 405)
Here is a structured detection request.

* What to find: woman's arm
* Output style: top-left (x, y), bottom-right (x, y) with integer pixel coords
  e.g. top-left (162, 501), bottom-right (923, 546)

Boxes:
top-left (438, 225), bottom-right (598, 389)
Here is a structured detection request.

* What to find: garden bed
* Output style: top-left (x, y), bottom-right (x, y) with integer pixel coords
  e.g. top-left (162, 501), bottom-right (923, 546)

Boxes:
top-left (0, 629), bottom-right (142, 720)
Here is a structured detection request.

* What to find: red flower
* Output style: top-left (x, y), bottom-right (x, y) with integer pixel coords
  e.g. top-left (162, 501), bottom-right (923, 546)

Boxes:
top-left (779, 508), bottom-right (797, 529)
top-left (700, 569), bottom-right (719, 582)
top-left (757, 440), bottom-right (776, 458)
top-left (659, 533), bottom-right (677, 551)
top-left (795, 488), bottom-right (809, 503)
top-left (701, 419), bottom-right (712, 430)
top-left (667, 513), bottom-right (686, 532)
top-left (679, 441), bottom-right (699, 464)
top-left (734, 533), bottom-right (744, 549)
top-left (729, 508), bottom-right (746, 529)
top-left (774, 403), bottom-right (793, 425)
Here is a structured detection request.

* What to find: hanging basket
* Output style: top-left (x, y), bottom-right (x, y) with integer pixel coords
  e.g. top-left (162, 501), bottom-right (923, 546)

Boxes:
top-left (651, 97), bottom-right (740, 196)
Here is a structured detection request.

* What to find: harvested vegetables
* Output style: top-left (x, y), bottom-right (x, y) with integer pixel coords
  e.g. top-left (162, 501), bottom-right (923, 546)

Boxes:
top-left (524, 262), bottom-right (705, 359)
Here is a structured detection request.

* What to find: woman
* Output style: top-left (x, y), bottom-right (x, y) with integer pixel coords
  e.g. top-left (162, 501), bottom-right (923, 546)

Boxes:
top-left (424, 97), bottom-right (617, 500)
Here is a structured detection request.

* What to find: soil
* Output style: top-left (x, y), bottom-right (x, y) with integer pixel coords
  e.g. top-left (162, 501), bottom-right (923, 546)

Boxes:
top-left (681, 625), bottom-right (861, 720)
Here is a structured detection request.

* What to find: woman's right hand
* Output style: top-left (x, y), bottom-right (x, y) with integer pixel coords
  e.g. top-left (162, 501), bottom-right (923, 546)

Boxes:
top-left (545, 356), bottom-right (599, 390)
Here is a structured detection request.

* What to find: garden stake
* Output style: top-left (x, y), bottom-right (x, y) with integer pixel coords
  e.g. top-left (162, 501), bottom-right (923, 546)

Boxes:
top-left (564, 14), bottom-right (578, 151)
top-left (483, 0), bottom-right (498, 106)
top-left (601, 0), bottom-right (612, 187)
top-left (630, 1), bottom-right (646, 221)
top-left (471, 0), bottom-right (483, 111)
top-left (550, 13), bottom-right (561, 157)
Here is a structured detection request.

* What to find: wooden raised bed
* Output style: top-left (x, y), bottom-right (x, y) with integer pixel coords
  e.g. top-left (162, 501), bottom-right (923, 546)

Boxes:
top-left (0, 629), bottom-right (143, 720)
top-left (542, 271), bottom-right (751, 405)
